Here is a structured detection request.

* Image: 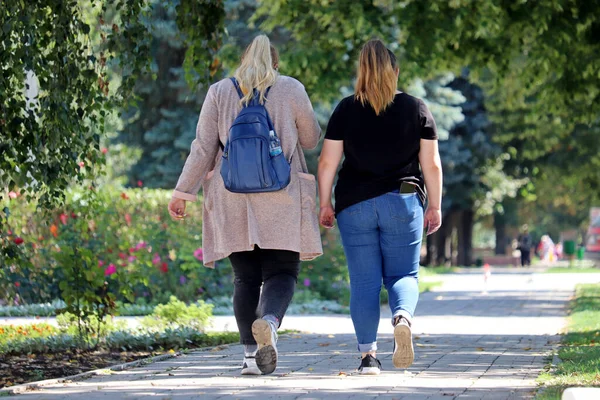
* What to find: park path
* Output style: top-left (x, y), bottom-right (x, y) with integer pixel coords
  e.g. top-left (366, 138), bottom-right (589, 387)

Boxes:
top-left (6, 268), bottom-right (600, 399)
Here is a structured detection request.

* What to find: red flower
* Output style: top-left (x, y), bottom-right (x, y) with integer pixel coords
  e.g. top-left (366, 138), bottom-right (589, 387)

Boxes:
top-left (118, 252), bottom-right (127, 260)
top-left (160, 262), bottom-right (169, 273)
top-left (71, 212), bottom-right (78, 219)
top-left (13, 237), bottom-right (24, 245)
top-left (137, 180), bottom-right (143, 187)
top-left (14, 282), bottom-right (20, 287)
top-left (121, 192), bottom-right (129, 200)
top-left (7, 230), bottom-right (12, 236)
top-left (125, 213), bottom-right (132, 226)
top-left (59, 213), bottom-right (68, 226)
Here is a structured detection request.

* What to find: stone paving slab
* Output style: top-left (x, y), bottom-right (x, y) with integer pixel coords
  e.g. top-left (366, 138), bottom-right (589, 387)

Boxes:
top-left (6, 269), bottom-right (600, 399)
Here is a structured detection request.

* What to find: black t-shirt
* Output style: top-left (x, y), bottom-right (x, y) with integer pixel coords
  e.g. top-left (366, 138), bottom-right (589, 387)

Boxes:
top-left (325, 93), bottom-right (438, 214)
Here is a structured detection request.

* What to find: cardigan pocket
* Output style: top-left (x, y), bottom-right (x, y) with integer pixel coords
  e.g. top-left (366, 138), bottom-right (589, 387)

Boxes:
top-left (298, 172), bottom-right (323, 259)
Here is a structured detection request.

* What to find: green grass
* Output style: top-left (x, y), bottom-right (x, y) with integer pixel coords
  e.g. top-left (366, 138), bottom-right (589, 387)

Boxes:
top-left (536, 283), bottom-right (600, 399)
top-left (419, 280), bottom-right (443, 293)
top-left (420, 266), bottom-right (459, 277)
top-left (544, 266), bottom-right (600, 274)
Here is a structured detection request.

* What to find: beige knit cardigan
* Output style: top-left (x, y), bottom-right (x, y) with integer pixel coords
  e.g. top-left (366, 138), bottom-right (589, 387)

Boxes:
top-left (172, 76), bottom-right (323, 267)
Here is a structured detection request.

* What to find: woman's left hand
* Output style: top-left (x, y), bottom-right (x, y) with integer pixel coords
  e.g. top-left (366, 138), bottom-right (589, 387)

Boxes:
top-left (319, 205), bottom-right (335, 229)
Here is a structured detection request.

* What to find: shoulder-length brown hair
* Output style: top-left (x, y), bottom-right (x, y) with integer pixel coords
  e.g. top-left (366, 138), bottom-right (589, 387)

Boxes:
top-left (354, 39), bottom-right (398, 115)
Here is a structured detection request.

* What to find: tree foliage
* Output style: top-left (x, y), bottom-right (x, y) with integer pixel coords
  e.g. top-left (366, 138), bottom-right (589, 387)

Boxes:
top-left (116, 1), bottom-right (206, 188)
top-left (255, 0), bottom-right (599, 123)
top-left (0, 0), bottom-right (225, 205)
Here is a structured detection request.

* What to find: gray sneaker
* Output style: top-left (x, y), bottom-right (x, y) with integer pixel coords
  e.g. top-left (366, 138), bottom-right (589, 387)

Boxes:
top-left (392, 316), bottom-right (414, 369)
top-left (252, 319), bottom-right (278, 374)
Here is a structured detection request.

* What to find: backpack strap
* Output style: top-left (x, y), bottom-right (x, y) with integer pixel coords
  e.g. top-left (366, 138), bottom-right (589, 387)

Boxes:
top-left (230, 77), bottom-right (272, 106)
top-left (230, 77), bottom-right (245, 99)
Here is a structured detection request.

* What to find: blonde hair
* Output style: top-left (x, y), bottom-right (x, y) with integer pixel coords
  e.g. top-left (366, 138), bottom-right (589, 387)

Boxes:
top-left (355, 39), bottom-right (398, 115)
top-left (234, 35), bottom-right (279, 106)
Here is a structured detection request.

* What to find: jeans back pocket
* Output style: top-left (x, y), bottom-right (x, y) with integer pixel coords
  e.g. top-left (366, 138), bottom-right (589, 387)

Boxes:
top-left (387, 192), bottom-right (418, 223)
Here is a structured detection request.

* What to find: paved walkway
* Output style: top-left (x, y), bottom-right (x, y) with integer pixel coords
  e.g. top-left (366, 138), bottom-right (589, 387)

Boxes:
top-left (8, 268), bottom-right (600, 399)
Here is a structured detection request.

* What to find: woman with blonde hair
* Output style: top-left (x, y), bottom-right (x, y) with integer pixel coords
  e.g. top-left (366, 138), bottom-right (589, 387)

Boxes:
top-left (168, 35), bottom-right (322, 375)
top-left (318, 39), bottom-right (443, 374)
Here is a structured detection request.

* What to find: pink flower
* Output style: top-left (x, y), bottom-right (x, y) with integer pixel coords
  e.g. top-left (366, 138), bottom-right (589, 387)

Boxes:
top-left (79, 161), bottom-right (85, 168)
top-left (137, 180), bottom-right (143, 188)
top-left (104, 263), bottom-right (117, 276)
top-left (303, 278), bottom-right (311, 287)
top-left (125, 213), bottom-right (132, 226)
top-left (135, 242), bottom-right (147, 251)
top-left (59, 213), bottom-right (68, 226)
top-left (193, 248), bottom-right (204, 261)
top-left (101, 148), bottom-right (108, 154)
top-left (8, 191), bottom-right (18, 199)
top-left (152, 254), bottom-right (161, 265)
top-left (128, 255), bottom-right (137, 263)
top-left (98, 260), bottom-right (105, 267)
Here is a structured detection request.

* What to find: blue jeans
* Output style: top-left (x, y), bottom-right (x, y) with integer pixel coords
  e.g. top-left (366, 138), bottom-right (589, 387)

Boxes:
top-left (337, 191), bottom-right (424, 353)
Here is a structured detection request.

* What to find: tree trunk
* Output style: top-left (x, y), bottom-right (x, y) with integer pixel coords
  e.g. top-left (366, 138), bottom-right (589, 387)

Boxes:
top-left (457, 209), bottom-right (474, 266)
top-left (494, 210), bottom-right (507, 255)
top-left (434, 216), bottom-right (450, 265)
top-left (423, 234), bottom-right (434, 266)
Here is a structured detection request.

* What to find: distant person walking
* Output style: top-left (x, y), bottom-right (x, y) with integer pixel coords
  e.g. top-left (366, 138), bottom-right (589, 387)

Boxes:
top-left (168, 35), bottom-right (322, 375)
top-left (318, 39), bottom-right (443, 375)
top-left (517, 225), bottom-right (532, 267)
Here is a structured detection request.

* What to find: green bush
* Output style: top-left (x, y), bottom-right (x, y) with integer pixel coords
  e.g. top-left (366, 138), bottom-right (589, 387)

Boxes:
top-left (0, 328), bottom-right (239, 356)
top-left (1, 185), bottom-right (233, 308)
top-left (0, 323), bottom-right (57, 347)
top-left (1, 182), bottom-right (355, 310)
top-left (140, 296), bottom-right (213, 331)
top-left (56, 312), bottom-right (127, 338)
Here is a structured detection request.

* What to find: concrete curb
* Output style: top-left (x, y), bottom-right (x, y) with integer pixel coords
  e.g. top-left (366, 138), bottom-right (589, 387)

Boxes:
top-left (0, 351), bottom-right (181, 397)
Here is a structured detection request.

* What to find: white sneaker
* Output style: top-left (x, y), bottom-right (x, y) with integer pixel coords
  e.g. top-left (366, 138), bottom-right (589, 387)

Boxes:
top-left (241, 355), bottom-right (261, 375)
top-left (252, 319), bottom-right (278, 374)
top-left (392, 316), bottom-right (414, 369)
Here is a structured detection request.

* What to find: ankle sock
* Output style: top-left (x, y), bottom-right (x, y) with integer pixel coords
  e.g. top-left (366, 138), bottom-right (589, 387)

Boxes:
top-left (262, 314), bottom-right (279, 331)
top-left (244, 344), bottom-right (257, 356)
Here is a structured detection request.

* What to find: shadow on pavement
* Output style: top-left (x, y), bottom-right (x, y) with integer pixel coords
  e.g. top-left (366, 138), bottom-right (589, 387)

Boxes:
top-left (16, 332), bottom-right (555, 399)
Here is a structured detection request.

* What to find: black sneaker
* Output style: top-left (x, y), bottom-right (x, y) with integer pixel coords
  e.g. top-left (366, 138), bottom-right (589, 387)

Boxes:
top-left (358, 354), bottom-right (382, 375)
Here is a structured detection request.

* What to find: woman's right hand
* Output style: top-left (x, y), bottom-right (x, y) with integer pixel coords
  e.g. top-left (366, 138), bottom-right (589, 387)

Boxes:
top-left (319, 205), bottom-right (335, 229)
top-left (168, 197), bottom-right (187, 221)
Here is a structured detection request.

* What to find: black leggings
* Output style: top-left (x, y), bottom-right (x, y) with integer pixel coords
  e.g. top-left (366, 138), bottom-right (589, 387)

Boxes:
top-left (229, 247), bottom-right (300, 345)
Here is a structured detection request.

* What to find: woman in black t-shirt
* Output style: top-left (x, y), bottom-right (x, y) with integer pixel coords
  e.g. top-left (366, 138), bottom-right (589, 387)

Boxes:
top-left (318, 39), bottom-right (443, 375)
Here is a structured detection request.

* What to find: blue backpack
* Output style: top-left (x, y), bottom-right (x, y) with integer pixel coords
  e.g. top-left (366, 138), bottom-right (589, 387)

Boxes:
top-left (220, 78), bottom-right (291, 193)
